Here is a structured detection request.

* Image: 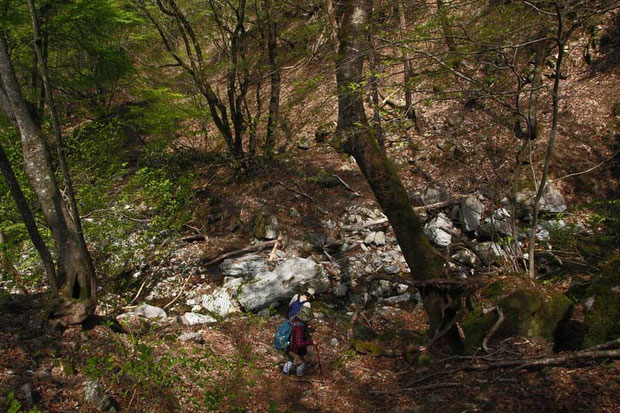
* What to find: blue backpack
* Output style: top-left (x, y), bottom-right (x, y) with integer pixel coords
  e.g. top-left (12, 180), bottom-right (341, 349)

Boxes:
top-left (273, 319), bottom-right (301, 350)
top-left (286, 297), bottom-right (308, 320)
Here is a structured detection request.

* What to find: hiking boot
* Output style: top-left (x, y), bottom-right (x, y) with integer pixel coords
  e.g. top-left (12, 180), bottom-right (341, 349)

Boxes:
top-left (296, 362), bottom-right (306, 376)
top-left (282, 361), bottom-right (294, 375)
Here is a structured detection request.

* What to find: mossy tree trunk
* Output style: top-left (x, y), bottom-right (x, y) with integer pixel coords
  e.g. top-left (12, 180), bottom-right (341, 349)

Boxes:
top-left (0, 33), bottom-right (96, 324)
top-left (336, 0), bottom-right (458, 347)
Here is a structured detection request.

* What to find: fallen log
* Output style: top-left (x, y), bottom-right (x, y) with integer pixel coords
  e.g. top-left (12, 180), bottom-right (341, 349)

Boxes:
top-left (198, 240), bottom-right (277, 266)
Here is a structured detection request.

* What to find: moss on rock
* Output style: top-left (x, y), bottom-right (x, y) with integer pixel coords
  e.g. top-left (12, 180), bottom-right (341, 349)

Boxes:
top-left (583, 257), bottom-right (620, 347)
top-left (351, 339), bottom-right (387, 356)
top-left (461, 289), bottom-right (571, 352)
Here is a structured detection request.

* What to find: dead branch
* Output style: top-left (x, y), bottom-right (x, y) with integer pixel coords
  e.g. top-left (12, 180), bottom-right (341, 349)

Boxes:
top-left (277, 180), bottom-right (316, 202)
top-left (164, 271), bottom-right (194, 310)
top-left (182, 234), bottom-right (208, 243)
top-left (332, 174), bottom-right (361, 196)
top-left (372, 382), bottom-right (463, 394)
top-left (470, 348), bottom-right (620, 371)
top-left (482, 306), bottom-right (505, 353)
top-left (267, 238), bottom-right (280, 262)
top-left (198, 239), bottom-right (277, 265)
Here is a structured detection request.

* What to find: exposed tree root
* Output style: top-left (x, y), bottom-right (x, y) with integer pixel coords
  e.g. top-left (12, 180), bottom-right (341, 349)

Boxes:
top-left (482, 306), bottom-right (505, 353)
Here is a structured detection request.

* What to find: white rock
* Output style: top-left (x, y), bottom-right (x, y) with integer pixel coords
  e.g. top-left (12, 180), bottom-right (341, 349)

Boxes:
top-left (237, 257), bottom-right (327, 311)
top-left (384, 265), bottom-right (400, 275)
top-left (134, 304), bottom-right (167, 319)
top-left (424, 213), bottom-right (454, 247)
top-left (178, 332), bottom-right (204, 343)
top-left (178, 312), bottom-right (217, 325)
top-left (460, 197), bottom-right (484, 232)
top-left (201, 289), bottom-right (237, 317)
top-left (381, 292), bottom-right (412, 305)
top-left (396, 283), bottom-right (408, 294)
top-left (364, 232), bottom-right (376, 244)
top-left (331, 338), bottom-right (339, 347)
top-left (373, 231), bottom-right (386, 246)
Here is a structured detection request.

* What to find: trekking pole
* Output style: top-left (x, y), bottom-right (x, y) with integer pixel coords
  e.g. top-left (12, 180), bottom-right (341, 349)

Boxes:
top-left (313, 343), bottom-right (324, 383)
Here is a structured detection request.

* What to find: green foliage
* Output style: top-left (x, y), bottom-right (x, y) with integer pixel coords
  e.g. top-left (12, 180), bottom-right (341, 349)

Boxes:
top-left (3, 392), bottom-right (41, 413)
top-left (85, 326), bottom-right (261, 411)
top-left (124, 88), bottom-right (205, 140)
top-left (123, 163), bottom-right (193, 232)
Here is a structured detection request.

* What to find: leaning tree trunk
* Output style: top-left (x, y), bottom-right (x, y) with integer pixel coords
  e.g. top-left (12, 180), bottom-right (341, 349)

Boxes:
top-left (0, 142), bottom-right (57, 290)
top-left (336, 0), bottom-right (459, 348)
top-left (0, 33), bottom-right (96, 324)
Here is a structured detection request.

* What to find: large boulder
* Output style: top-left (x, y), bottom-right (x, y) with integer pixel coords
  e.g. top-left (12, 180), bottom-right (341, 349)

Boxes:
top-left (219, 254), bottom-right (266, 278)
top-left (583, 257), bottom-right (620, 347)
top-left (237, 257), bottom-right (327, 311)
top-left (459, 196), bottom-right (484, 232)
top-left (424, 212), bottom-right (454, 247)
top-left (462, 289), bottom-right (571, 352)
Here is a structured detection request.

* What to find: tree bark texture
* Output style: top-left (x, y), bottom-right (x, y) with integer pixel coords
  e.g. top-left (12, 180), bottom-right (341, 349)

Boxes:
top-left (0, 33), bottom-right (96, 323)
top-left (336, 0), bottom-right (454, 341)
top-left (0, 143), bottom-right (57, 289)
top-left (264, 0), bottom-right (281, 157)
top-left (29, 0), bottom-right (91, 262)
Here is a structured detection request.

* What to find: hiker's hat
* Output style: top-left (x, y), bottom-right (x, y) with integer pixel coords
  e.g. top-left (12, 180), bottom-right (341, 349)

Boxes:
top-left (305, 287), bottom-right (316, 299)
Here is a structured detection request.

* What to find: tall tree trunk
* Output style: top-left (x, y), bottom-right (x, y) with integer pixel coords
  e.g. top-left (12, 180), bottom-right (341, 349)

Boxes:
top-left (326, 0), bottom-right (340, 54)
top-left (29, 0), bottom-right (90, 261)
top-left (336, 0), bottom-right (458, 347)
top-left (264, 0), bottom-right (280, 158)
top-left (397, 0), bottom-right (419, 128)
top-left (366, 1), bottom-right (384, 150)
top-left (0, 142), bottom-right (56, 290)
top-left (0, 33), bottom-right (96, 324)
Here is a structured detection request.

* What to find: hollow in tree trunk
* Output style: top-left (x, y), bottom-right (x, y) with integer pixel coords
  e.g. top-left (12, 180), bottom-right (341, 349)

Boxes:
top-left (0, 33), bottom-right (96, 324)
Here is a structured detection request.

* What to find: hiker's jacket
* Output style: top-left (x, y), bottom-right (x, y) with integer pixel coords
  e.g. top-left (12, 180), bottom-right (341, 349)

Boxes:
top-left (289, 317), bottom-right (312, 354)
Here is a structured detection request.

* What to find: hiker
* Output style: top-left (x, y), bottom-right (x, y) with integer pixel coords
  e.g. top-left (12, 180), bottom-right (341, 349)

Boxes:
top-left (286, 287), bottom-right (315, 320)
top-left (282, 305), bottom-right (315, 376)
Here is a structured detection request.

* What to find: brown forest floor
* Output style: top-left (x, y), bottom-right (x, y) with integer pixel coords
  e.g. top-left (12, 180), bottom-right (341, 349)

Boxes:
top-left (2, 13), bottom-right (620, 413)
top-left (1, 293), bottom-right (619, 412)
